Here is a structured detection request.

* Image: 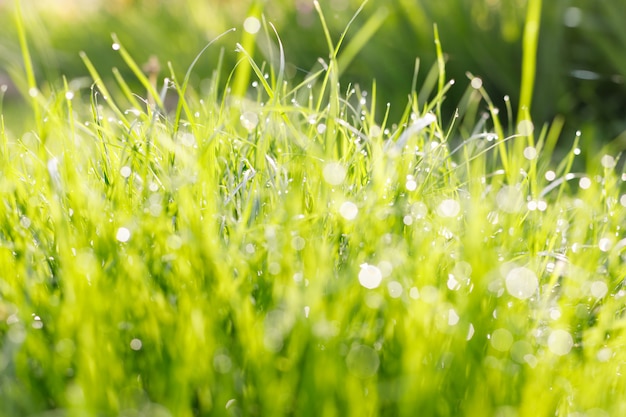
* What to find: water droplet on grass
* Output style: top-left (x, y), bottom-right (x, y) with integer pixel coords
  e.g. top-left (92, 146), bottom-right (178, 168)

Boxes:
top-left (116, 227), bottom-right (131, 243)
top-left (112, 43), bottom-right (120, 50)
top-left (598, 238), bottom-right (612, 252)
top-left (359, 263), bottom-right (382, 289)
top-left (590, 281), bottom-right (608, 299)
top-left (339, 201), bottom-right (358, 220)
top-left (240, 111), bottom-right (259, 131)
top-left (437, 199), bottom-right (460, 218)
top-left (579, 177), bottom-right (591, 189)
top-left (523, 146), bottom-right (537, 160)
top-left (387, 281), bottom-right (403, 298)
top-left (65, 91), bottom-right (74, 100)
top-left (471, 77), bottom-right (483, 89)
top-left (548, 329), bottom-right (573, 356)
top-left (505, 267), bottom-right (538, 300)
top-left (130, 338), bottom-right (142, 350)
top-left (120, 166), bottom-right (131, 178)
top-left (243, 16), bottom-right (261, 34)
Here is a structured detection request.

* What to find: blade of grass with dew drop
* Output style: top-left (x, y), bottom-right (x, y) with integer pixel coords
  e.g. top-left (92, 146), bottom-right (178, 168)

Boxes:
top-left (110, 33), bottom-right (164, 111)
top-left (232, 0), bottom-right (264, 98)
top-left (80, 51), bottom-right (130, 129)
top-left (112, 67), bottom-right (145, 115)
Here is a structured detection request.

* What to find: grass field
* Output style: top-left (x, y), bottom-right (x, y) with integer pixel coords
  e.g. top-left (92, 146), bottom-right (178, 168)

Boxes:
top-left (1, 2), bottom-right (626, 416)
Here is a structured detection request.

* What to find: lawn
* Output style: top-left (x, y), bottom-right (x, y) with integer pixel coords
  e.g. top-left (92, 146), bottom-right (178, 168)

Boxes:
top-left (1, 1), bottom-right (625, 416)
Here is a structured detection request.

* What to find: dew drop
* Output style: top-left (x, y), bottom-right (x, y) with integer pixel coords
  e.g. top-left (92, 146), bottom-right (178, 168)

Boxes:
top-left (437, 199), bottom-right (460, 218)
top-left (601, 154), bottom-right (616, 169)
top-left (579, 177), bottom-right (591, 189)
top-left (590, 281), bottom-right (608, 299)
top-left (470, 77), bottom-right (483, 89)
top-left (545, 171), bottom-right (556, 181)
top-left (598, 238), bottom-right (612, 252)
top-left (387, 281), bottom-right (403, 298)
top-left (130, 338), bottom-right (142, 351)
top-left (65, 91), bottom-right (74, 100)
top-left (116, 227), bottom-right (131, 243)
top-left (359, 263), bottom-right (383, 289)
top-left (240, 111), bottom-right (259, 131)
top-left (243, 16), bottom-right (261, 34)
top-left (547, 329), bottom-right (573, 356)
top-left (120, 166), bottom-right (132, 178)
top-left (112, 43), bottom-right (120, 51)
top-left (339, 201), bottom-right (358, 220)
top-left (523, 146), bottom-right (537, 160)
top-left (505, 267), bottom-right (538, 300)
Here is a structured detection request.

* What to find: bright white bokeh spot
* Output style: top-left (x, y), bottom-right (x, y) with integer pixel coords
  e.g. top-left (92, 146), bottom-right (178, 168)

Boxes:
top-left (491, 328), bottom-right (514, 352)
top-left (505, 267), bottom-right (538, 300)
top-left (598, 238), bottom-right (612, 252)
top-left (323, 162), bottom-right (346, 186)
top-left (339, 201), bottom-right (358, 220)
top-left (116, 227), bottom-right (131, 243)
top-left (291, 236), bottom-right (306, 251)
top-left (621, 194), bottom-right (626, 207)
top-left (548, 329), bottom-right (573, 356)
top-left (466, 323), bottom-right (475, 340)
top-left (545, 170), bottom-right (556, 181)
top-left (601, 154), bottom-right (616, 169)
top-left (130, 338), bottom-right (142, 350)
top-left (240, 111), bottom-right (259, 131)
top-left (579, 177), bottom-right (592, 189)
top-left (243, 16), bottom-right (261, 34)
top-left (564, 7), bottom-right (582, 27)
top-left (409, 287), bottom-right (419, 299)
top-left (369, 125), bottom-right (381, 137)
top-left (112, 43), bottom-right (120, 50)
top-left (517, 120), bottom-right (534, 136)
top-left (574, 147), bottom-right (581, 155)
top-left (596, 347), bottom-right (612, 362)
top-left (471, 77), bottom-right (483, 89)
top-left (378, 261), bottom-right (393, 277)
top-left (496, 185), bottom-right (524, 213)
top-left (28, 87), bottom-right (39, 98)
top-left (405, 176), bottom-right (417, 191)
top-left (120, 166), bottom-right (132, 178)
top-left (447, 308), bottom-right (460, 326)
top-left (317, 123), bottom-right (327, 134)
top-left (387, 281), bottom-right (403, 298)
top-left (437, 199), bottom-right (460, 218)
top-left (359, 263), bottom-right (383, 289)
top-left (590, 281), bottom-right (608, 299)
top-left (65, 91), bottom-right (75, 100)
top-left (523, 146), bottom-right (537, 160)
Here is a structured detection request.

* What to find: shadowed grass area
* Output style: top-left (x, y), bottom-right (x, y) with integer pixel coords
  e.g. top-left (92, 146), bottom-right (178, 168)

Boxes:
top-left (1, 2), bottom-right (626, 417)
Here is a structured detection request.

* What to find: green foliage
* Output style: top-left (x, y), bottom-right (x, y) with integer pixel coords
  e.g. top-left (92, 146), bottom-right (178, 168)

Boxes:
top-left (1, 1), bottom-right (626, 416)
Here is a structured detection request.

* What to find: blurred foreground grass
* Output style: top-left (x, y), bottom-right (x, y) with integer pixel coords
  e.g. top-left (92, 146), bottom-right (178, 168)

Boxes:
top-left (1, 1), bottom-right (626, 416)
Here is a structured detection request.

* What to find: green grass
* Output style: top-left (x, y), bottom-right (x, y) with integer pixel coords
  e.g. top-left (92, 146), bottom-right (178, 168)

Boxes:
top-left (1, 3), bottom-right (626, 417)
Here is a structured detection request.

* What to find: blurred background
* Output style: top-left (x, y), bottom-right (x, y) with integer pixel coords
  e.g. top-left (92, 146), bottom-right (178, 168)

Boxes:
top-left (1, 0), bottom-right (625, 150)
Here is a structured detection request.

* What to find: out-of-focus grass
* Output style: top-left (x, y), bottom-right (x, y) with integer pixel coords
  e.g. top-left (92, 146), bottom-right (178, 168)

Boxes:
top-left (1, 2), bottom-right (626, 417)
top-left (2, 0), bottom-right (626, 144)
